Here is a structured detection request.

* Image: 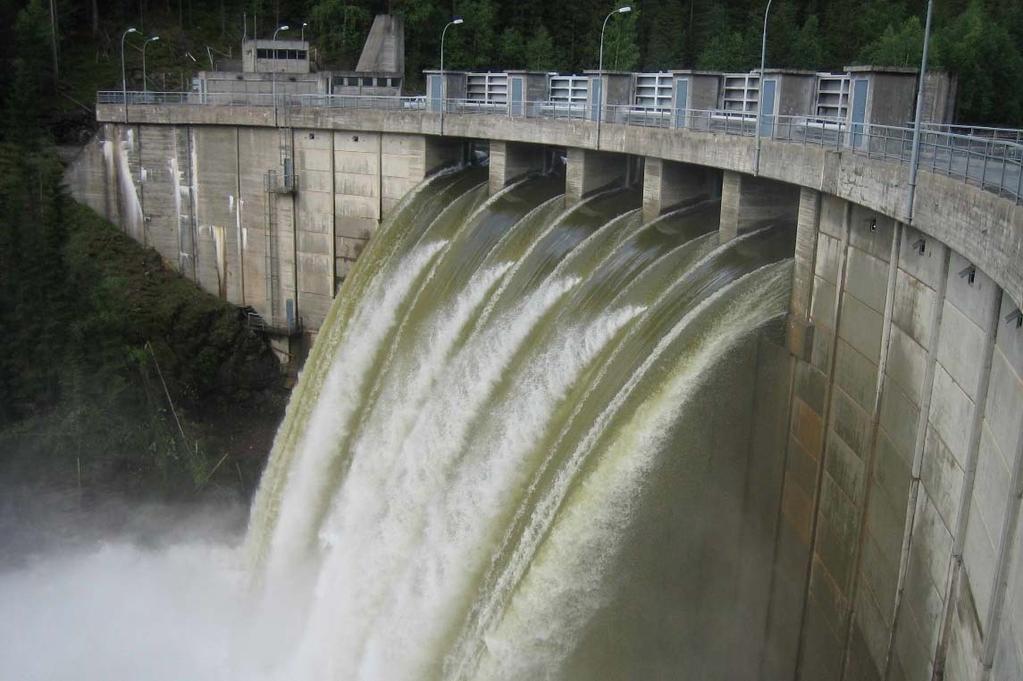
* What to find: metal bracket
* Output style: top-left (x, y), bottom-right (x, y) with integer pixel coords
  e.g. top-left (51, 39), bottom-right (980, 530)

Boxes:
top-left (912, 238), bottom-right (926, 255)
top-left (1005, 308), bottom-right (1023, 329)
top-left (958, 264), bottom-right (976, 285)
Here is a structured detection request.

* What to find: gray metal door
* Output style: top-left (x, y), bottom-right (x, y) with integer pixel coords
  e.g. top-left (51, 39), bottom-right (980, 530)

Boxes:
top-left (590, 77), bottom-right (602, 122)
top-left (851, 78), bottom-right (868, 147)
top-left (674, 77), bottom-right (688, 128)
top-left (760, 78), bottom-right (776, 136)
top-left (511, 77), bottom-right (523, 116)
top-left (429, 74), bottom-right (443, 113)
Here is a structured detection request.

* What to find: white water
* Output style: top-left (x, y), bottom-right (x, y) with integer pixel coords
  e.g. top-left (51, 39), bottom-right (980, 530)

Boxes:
top-left (1, 170), bottom-right (793, 681)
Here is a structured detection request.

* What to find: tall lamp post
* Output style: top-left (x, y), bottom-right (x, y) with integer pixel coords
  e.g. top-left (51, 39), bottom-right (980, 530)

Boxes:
top-left (142, 36), bottom-right (160, 93)
top-left (597, 5), bottom-right (631, 148)
top-left (754, 0), bottom-right (773, 176)
top-left (301, 22), bottom-right (309, 41)
top-left (439, 17), bottom-right (463, 133)
top-left (906, 0), bottom-right (934, 224)
top-left (121, 27), bottom-right (138, 122)
top-left (272, 24), bottom-right (290, 125)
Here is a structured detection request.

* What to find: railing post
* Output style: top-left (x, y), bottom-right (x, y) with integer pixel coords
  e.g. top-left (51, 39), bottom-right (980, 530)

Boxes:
top-left (1016, 153), bottom-right (1022, 203)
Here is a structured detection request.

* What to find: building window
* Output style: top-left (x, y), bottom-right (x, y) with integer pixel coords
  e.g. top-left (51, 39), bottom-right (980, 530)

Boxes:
top-left (363, 77), bottom-right (373, 86)
top-left (257, 48), bottom-right (270, 59)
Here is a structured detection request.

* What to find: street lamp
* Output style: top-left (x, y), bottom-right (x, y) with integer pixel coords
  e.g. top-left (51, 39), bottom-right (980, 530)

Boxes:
top-left (440, 17), bottom-right (463, 76)
top-left (598, 6), bottom-right (631, 76)
top-left (121, 27), bottom-right (138, 120)
top-left (272, 24), bottom-right (290, 125)
top-left (439, 17), bottom-right (463, 132)
top-left (301, 22), bottom-right (309, 41)
top-left (754, 0), bottom-right (773, 176)
top-left (597, 6), bottom-right (630, 147)
top-left (142, 36), bottom-right (160, 93)
top-left (906, 0), bottom-right (934, 224)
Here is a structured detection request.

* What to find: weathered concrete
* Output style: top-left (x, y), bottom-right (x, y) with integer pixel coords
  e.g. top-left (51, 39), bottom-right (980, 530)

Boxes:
top-left (720, 171), bottom-right (801, 242)
top-left (489, 141), bottom-right (545, 195)
top-left (565, 148), bottom-right (627, 206)
top-left (93, 105), bottom-right (1022, 319)
top-left (67, 122), bottom-right (455, 333)
top-left (757, 186), bottom-right (1023, 681)
top-left (642, 158), bottom-right (719, 223)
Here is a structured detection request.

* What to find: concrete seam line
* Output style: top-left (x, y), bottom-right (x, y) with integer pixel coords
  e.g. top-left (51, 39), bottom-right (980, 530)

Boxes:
top-left (792, 200), bottom-right (852, 679)
top-left (979, 368), bottom-right (1023, 674)
top-left (756, 188), bottom-right (822, 680)
top-left (839, 220), bottom-right (903, 681)
top-left (882, 245), bottom-right (951, 679)
top-left (931, 285), bottom-right (1003, 677)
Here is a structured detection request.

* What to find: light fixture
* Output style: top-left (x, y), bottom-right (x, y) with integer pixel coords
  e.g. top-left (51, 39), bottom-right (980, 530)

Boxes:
top-left (959, 264), bottom-right (977, 285)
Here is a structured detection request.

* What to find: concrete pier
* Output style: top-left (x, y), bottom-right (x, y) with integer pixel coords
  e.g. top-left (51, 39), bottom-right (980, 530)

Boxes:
top-left (642, 158), bottom-right (719, 223)
top-left (719, 170), bottom-right (801, 242)
top-left (488, 141), bottom-right (546, 194)
top-left (565, 148), bottom-right (627, 206)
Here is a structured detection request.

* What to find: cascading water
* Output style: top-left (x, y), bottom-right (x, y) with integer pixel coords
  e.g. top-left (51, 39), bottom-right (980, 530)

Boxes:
top-left (238, 164), bottom-right (795, 680)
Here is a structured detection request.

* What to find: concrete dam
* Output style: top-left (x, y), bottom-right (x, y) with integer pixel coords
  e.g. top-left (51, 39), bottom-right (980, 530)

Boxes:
top-left (67, 64), bottom-right (1023, 680)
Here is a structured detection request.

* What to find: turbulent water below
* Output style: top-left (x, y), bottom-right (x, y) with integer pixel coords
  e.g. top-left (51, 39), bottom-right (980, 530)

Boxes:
top-left (0, 167), bottom-right (794, 681)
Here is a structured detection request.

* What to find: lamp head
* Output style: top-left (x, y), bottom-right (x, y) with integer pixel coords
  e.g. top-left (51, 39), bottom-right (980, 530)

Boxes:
top-left (148, 36), bottom-right (160, 43)
top-left (618, 6), bottom-right (632, 13)
top-left (127, 27), bottom-right (138, 34)
top-left (279, 25), bottom-right (290, 31)
top-left (453, 17), bottom-right (464, 24)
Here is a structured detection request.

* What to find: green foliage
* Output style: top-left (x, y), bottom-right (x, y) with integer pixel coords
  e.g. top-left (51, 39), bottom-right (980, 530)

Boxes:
top-left (644, 0), bottom-right (686, 71)
top-left (9, 0), bottom-right (1020, 125)
top-left (602, 3), bottom-right (640, 72)
top-left (525, 26), bottom-right (558, 72)
top-left (935, 0), bottom-right (1023, 125)
top-left (310, 0), bottom-right (373, 69)
top-left (858, 16), bottom-right (924, 67)
top-left (497, 27), bottom-right (525, 69)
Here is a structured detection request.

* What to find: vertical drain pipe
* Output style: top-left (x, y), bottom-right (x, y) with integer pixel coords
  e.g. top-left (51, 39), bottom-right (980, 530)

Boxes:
top-left (905, 0), bottom-right (934, 225)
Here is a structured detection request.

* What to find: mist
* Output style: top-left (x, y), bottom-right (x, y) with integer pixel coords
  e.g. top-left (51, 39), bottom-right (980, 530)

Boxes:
top-left (0, 488), bottom-right (277, 681)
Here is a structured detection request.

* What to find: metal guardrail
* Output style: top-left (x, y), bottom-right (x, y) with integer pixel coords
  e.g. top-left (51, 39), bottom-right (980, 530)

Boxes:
top-left (913, 122), bottom-right (1023, 147)
top-left (96, 91), bottom-right (1023, 204)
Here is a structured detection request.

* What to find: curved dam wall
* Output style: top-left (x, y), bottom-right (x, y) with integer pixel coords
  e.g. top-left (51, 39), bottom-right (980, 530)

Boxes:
top-left (65, 109), bottom-right (1023, 680)
top-left (767, 190), bottom-right (1023, 681)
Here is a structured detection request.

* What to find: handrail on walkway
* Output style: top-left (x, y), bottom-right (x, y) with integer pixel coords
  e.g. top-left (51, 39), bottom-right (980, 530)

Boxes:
top-left (96, 90), bottom-right (1022, 205)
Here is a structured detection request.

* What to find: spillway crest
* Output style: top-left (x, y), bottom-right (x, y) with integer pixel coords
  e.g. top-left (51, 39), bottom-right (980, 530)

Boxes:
top-left (244, 166), bottom-right (794, 680)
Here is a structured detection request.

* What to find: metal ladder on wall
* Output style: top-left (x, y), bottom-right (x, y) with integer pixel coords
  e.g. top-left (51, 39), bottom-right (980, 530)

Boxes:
top-left (262, 128), bottom-right (298, 332)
